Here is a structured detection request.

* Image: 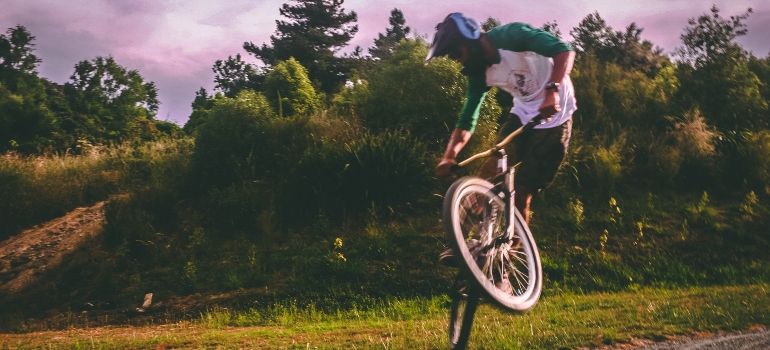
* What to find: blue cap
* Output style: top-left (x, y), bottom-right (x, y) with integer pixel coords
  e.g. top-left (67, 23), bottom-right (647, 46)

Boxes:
top-left (426, 13), bottom-right (481, 62)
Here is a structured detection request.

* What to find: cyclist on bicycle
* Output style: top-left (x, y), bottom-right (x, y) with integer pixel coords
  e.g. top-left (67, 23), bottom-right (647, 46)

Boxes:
top-left (429, 13), bottom-right (576, 224)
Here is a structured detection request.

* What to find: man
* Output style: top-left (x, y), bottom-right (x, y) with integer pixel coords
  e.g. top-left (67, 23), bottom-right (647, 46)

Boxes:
top-left (427, 13), bottom-right (576, 263)
top-left (429, 12), bottom-right (575, 220)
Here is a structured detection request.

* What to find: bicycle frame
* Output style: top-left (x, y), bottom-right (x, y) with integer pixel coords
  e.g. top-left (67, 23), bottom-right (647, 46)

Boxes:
top-left (453, 116), bottom-right (545, 252)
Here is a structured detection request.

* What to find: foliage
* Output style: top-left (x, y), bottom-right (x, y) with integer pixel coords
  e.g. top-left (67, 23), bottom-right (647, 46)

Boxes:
top-left (541, 20), bottom-right (563, 39)
top-left (3, 6), bottom-right (770, 336)
top-left (212, 53), bottom-right (264, 98)
top-left (673, 6), bottom-right (766, 130)
top-left (675, 5), bottom-right (753, 67)
top-left (287, 130), bottom-right (434, 220)
top-left (0, 25), bottom-right (41, 79)
top-left (191, 90), bottom-right (276, 188)
top-left (358, 39), bottom-right (500, 152)
top-left (0, 25), bottom-right (176, 154)
top-left (369, 8), bottom-right (410, 60)
top-left (735, 130), bottom-right (770, 194)
top-left (330, 72), bottom-right (368, 118)
top-left (244, 0), bottom-right (358, 93)
top-left (0, 139), bottom-right (191, 240)
top-left (570, 12), bottom-right (668, 76)
top-left (263, 57), bottom-right (321, 117)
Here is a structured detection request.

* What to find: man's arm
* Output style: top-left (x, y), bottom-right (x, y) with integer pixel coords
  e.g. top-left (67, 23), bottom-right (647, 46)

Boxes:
top-left (539, 50), bottom-right (575, 117)
top-left (436, 127), bottom-right (472, 177)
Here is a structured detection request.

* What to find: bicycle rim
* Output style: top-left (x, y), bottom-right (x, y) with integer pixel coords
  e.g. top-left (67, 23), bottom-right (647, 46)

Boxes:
top-left (443, 177), bottom-right (542, 312)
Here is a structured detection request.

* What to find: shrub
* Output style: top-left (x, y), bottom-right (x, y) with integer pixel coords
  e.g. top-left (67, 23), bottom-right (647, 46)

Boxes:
top-left (741, 130), bottom-right (770, 194)
top-left (263, 58), bottom-right (321, 117)
top-left (716, 129), bottom-right (770, 194)
top-left (577, 136), bottom-right (625, 196)
top-left (671, 110), bottom-right (719, 186)
top-left (286, 130), bottom-right (434, 222)
top-left (357, 39), bottom-right (500, 152)
top-left (191, 90), bottom-right (276, 188)
top-left (645, 138), bottom-right (683, 186)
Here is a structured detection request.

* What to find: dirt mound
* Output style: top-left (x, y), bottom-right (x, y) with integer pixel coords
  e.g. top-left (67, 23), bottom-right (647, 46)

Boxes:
top-left (0, 202), bottom-right (106, 294)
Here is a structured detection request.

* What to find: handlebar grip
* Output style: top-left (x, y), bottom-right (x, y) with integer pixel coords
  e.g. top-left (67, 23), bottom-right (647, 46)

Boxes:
top-left (523, 115), bottom-right (547, 131)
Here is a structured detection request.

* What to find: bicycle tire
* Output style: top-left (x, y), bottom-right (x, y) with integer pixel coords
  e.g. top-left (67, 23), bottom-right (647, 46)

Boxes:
top-left (449, 277), bottom-right (480, 350)
top-left (443, 177), bottom-right (543, 312)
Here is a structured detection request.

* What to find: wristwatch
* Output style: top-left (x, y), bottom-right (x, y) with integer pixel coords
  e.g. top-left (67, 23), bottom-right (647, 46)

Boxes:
top-left (545, 82), bottom-right (560, 91)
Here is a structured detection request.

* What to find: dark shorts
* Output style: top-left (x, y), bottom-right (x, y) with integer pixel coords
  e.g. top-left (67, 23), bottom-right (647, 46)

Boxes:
top-left (495, 113), bottom-right (572, 190)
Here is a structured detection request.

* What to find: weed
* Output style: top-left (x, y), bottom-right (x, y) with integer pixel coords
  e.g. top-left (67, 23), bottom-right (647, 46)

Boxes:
top-left (566, 197), bottom-right (585, 229)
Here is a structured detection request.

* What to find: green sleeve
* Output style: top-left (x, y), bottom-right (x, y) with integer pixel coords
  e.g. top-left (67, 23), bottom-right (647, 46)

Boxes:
top-left (456, 74), bottom-right (490, 133)
top-left (487, 22), bottom-right (573, 57)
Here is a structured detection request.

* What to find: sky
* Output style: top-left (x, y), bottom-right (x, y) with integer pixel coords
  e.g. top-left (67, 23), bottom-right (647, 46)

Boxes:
top-left (2, 0), bottom-right (769, 126)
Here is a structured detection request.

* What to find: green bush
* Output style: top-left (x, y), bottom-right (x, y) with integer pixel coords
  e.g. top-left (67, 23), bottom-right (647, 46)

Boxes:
top-left (286, 130), bottom-right (434, 221)
top-left (716, 129), bottom-right (770, 194)
top-left (576, 137), bottom-right (625, 196)
top-left (741, 130), bottom-right (770, 194)
top-left (643, 110), bottom-right (719, 187)
top-left (357, 39), bottom-right (500, 151)
top-left (264, 58), bottom-right (321, 117)
top-left (191, 90), bottom-right (276, 188)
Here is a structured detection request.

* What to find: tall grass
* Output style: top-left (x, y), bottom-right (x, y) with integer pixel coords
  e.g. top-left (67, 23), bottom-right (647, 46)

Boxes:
top-left (1, 143), bottom-right (116, 239)
top-left (0, 139), bottom-right (193, 240)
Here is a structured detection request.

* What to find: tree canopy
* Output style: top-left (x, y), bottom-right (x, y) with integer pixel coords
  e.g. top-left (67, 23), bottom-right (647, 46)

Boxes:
top-left (369, 8), bottom-right (410, 60)
top-left (243, 0), bottom-right (358, 93)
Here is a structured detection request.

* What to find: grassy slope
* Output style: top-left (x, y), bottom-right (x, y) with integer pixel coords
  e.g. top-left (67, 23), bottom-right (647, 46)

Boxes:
top-left (1, 284), bottom-right (767, 349)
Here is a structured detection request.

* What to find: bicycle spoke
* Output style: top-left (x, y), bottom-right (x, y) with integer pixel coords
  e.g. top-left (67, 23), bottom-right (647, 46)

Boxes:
top-left (444, 178), bottom-right (542, 312)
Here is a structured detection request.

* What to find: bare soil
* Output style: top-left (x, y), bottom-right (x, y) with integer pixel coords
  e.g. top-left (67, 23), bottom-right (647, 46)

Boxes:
top-left (0, 202), bottom-right (106, 295)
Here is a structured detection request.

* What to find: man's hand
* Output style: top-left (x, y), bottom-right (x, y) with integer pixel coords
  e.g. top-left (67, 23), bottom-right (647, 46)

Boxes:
top-left (436, 158), bottom-right (457, 178)
top-left (538, 90), bottom-right (561, 119)
top-left (438, 128), bottom-right (472, 178)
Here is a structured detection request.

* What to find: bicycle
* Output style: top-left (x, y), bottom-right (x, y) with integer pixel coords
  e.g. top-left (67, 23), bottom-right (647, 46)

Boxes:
top-left (443, 116), bottom-right (545, 349)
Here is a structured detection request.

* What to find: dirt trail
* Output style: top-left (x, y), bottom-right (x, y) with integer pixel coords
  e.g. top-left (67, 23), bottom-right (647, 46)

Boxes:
top-left (0, 202), bottom-right (106, 294)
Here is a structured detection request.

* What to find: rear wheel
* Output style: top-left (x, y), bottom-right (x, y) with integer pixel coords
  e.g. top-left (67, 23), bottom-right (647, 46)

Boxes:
top-left (443, 177), bottom-right (542, 312)
top-left (449, 277), bottom-right (479, 350)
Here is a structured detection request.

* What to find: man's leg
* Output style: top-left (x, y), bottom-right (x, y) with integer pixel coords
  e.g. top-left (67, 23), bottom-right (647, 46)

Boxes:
top-left (514, 183), bottom-right (534, 224)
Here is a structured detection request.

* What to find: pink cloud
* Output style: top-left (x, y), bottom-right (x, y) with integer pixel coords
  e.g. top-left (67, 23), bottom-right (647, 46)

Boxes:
top-left (2, 0), bottom-right (768, 125)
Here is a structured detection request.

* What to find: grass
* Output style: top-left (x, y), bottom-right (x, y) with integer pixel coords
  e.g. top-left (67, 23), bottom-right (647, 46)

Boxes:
top-left (0, 138), bottom-right (193, 240)
top-left (1, 284), bottom-right (767, 349)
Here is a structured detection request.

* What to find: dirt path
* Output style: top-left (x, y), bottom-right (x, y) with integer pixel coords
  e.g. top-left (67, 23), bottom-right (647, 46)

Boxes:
top-left (629, 327), bottom-right (770, 349)
top-left (0, 202), bottom-right (106, 294)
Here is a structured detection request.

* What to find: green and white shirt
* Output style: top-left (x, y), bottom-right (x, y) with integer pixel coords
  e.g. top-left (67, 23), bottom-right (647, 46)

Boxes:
top-left (457, 22), bottom-right (576, 133)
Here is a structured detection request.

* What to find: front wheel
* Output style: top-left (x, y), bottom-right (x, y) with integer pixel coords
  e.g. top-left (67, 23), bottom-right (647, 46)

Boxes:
top-left (443, 177), bottom-right (542, 312)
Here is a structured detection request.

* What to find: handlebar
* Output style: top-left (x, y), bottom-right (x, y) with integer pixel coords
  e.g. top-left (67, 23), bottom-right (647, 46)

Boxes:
top-left (453, 115), bottom-right (546, 170)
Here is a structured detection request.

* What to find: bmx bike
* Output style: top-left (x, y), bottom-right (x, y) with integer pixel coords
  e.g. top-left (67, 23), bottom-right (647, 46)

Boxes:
top-left (443, 116), bottom-right (545, 349)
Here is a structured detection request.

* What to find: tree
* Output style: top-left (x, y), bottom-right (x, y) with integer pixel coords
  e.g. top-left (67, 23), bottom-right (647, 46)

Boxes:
top-left (608, 23), bottom-right (668, 76)
top-left (674, 6), bottom-right (766, 130)
top-left (571, 12), bottom-right (667, 76)
top-left (65, 56), bottom-right (160, 141)
top-left (213, 54), bottom-right (264, 98)
top-left (570, 12), bottom-right (614, 58)
top-left (243, 0), bottom-right (358, 93)
top-left (369, 8), bottom-right (410, 60)
top-left (675, 5), bottom-right (753, 67)
top-left (362, 39), bottom-right (500, 151)
top-left (0, 25), bottom-right (41, 81)
top-left (541, 20), bottom-right (562, 39)
top-left (184, 87), bottom-right (218, 134)
top-left (481, 17), bottom-right (501, 32)
top-left (264, 58), bottom-right (320, 117)
top-left (0, 26), bottom-right (60, 153)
